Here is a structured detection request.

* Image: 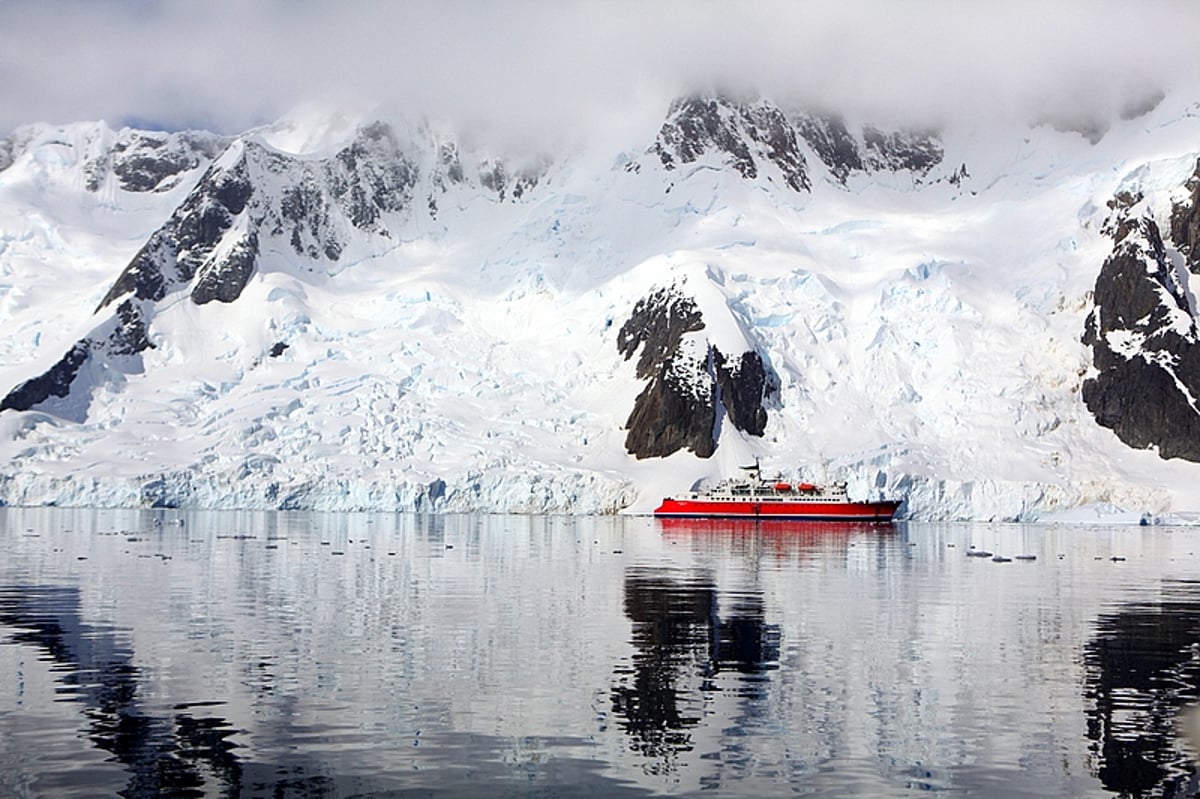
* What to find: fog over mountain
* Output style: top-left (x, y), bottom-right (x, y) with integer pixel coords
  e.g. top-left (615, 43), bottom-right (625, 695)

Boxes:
top-left (3, 0), bottom-right (1197, 141)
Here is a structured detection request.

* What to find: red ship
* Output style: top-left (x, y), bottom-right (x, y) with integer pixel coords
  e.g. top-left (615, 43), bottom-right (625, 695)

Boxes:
top-left (653, 462), bottom-right (900, 521)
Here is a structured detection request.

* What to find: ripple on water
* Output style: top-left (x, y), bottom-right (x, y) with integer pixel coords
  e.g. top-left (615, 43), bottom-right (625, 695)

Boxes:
top-left (3, 513), bottom-right (1200, 796)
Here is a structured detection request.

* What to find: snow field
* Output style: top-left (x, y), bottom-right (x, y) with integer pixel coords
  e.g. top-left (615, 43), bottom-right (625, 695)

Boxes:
top-left (3, 98), bottom-right (1200, 517)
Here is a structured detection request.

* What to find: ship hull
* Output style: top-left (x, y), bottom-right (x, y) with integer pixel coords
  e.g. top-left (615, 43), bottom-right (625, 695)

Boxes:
top-left (653, 498), bottom-right (900, 521)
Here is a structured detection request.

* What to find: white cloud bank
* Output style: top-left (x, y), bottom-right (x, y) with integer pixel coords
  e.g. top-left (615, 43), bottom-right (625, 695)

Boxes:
top-left (1, 0), bottom-right (1198, 142)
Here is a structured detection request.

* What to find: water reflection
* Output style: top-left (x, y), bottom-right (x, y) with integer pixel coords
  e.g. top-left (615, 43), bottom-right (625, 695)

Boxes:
top-left (655, 517), bottom-right (895, 541)
top-left (611, 567), bottom-right (780, 775)
top-left (655, 517), bottom-right (900, 566)
top-left (0, 586), bottom-right (240, 797)
top-left (11, 510), bottom-right (1200, 796)
top-left (1084, 581), bottom-right (1200, 797)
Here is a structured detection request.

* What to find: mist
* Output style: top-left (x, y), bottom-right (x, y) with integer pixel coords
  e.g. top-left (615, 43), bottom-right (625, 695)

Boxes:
top-left (1, 0), bottom-right (1197, 144)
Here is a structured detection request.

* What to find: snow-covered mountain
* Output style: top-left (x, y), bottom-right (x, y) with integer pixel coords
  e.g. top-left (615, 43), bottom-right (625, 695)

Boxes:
top-left (2, 92), bottom-right (1200, 520)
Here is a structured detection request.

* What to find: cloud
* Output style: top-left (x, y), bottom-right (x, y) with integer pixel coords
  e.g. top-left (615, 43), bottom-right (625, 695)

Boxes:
top-left (1, 0), bottom-right (1197, 143)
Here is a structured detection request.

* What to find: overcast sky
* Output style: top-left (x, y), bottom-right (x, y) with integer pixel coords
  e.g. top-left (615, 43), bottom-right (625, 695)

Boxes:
top-left (2, 0), bottom-right (1199, 144)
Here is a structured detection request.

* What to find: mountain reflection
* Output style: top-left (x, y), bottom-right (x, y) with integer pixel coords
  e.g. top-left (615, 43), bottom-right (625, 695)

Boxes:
top-left (611, 568), bottom-right (780, 773)
top-left (0, 586), bottom-right (242, 797)
top-left (1083, 581), bottom-right (1200, 797)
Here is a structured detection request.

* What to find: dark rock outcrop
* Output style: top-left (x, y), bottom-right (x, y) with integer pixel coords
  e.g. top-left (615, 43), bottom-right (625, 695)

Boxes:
top-left (861, 125), bottom-right (943, 175)
top-left (1170, 159), bottom-right (1200, 274)
top-left (714, 350), bottom-right (770, 436)
top-left (1082, 169), bottom-right (1200, 460)
top-left (0, 124), bottom-right (227, 193)
top-left (618, 288), bottom-right (705, 376)
top-left (109, 131), bottom-right (231, 193)
top-left (96, 149), bottom-right (256, 310)
top-left (795, 113), bottom-right (943, 184)
top-left (619, 289), bottom-right (713, 458)
top-left (477, 159), bottom-right (541, 201)
top-left (73, 128), bottom-right (230, 193)
top-left (649, 95), bottom-right (943, 189)
top-left (624, 350), bottom-right (718, 459)
top-left (619, 287), bottom-right (776, 459)
top-left (0, 342), bottom-right (91, 413)
top-left (191, 230), bottom-right (259, 305)
top-left (794, 114), bottom-right (863, 183)
top-left (651, 96), bottom-right (811, 192)
top-left (97, 123), bottom-right (419, 314)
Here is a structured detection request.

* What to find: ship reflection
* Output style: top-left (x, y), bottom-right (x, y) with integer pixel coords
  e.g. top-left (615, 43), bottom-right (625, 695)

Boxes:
top-left (611, 568), bottom-right (780, 775)
top-left (1083, 582), bottom-right (1200, 797)
top-left (656, 517), bottom-right (896, 559)
top-left (656, 517), bottom-right (894, 536)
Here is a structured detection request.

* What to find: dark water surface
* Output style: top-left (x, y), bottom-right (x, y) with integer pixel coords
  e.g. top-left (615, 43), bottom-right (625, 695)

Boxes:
top-left (3, 510), bottom-right (1200, 797)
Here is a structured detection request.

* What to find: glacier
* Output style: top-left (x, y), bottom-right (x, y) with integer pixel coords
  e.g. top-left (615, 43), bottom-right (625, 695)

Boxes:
top-left (2, 93), bottom-right (1200, 521)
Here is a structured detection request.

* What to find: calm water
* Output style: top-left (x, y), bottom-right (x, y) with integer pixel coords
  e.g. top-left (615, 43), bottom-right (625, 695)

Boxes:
top-left (2, 510), bottom-right (1200, 797)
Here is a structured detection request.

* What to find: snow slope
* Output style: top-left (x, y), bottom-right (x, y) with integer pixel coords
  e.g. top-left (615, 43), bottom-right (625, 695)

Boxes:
top-left (2, 94), bottom-right (1200, 520)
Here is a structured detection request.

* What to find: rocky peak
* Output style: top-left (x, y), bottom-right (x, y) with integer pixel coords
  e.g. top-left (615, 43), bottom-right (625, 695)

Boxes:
top-left (107, 129), bottom-right (231, 193)
top-left (649, 95), bottom-right (945, 190)
top-left (5, 122), bottom-right (229, 194)
top-left (794, 112), bottom-right (943, 184)
top-left (861, 125), bottom-right (942, 175)
top-left (97, 122), bottom-right (421, 313)
top-left (650, 95), bottom-right (811, 192)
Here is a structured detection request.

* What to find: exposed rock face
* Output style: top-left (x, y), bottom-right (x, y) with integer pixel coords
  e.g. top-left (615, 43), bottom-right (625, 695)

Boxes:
top-left (0, 295), bottom-right (155, 417)
top-left (0, 123), bottom-right (228, 194)
top-left (861, 125), bottom-right (943, 176)
top-left (107, 130), bottom-right (231, 193)
top-left (95, 148), bottom-right (255, 310)
top-left (0, 342), bottom-right (90, 413)
top-left (795, 113), bottom-right (943, 184)
top-left (478, 158), bottom-right (542, 201)
top-left (619, 287), bottom-right (776, 459)
top-left (714, 350), bottom-right (770, 436)
top-left (97, 123), bottom-right (419, 313)
top-left (619, 289), bottom-right (713, 458)
top-left (1170, 160), bottom-right (1200, 274)
top-left (794, 114), bottom-right (863, 183)
top-left (1082, 164), bottom-right (1200, 460)
top-left (651, 96), bottom-right (811, 192)
top-left (649, 95), bottom-right (943, 190)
